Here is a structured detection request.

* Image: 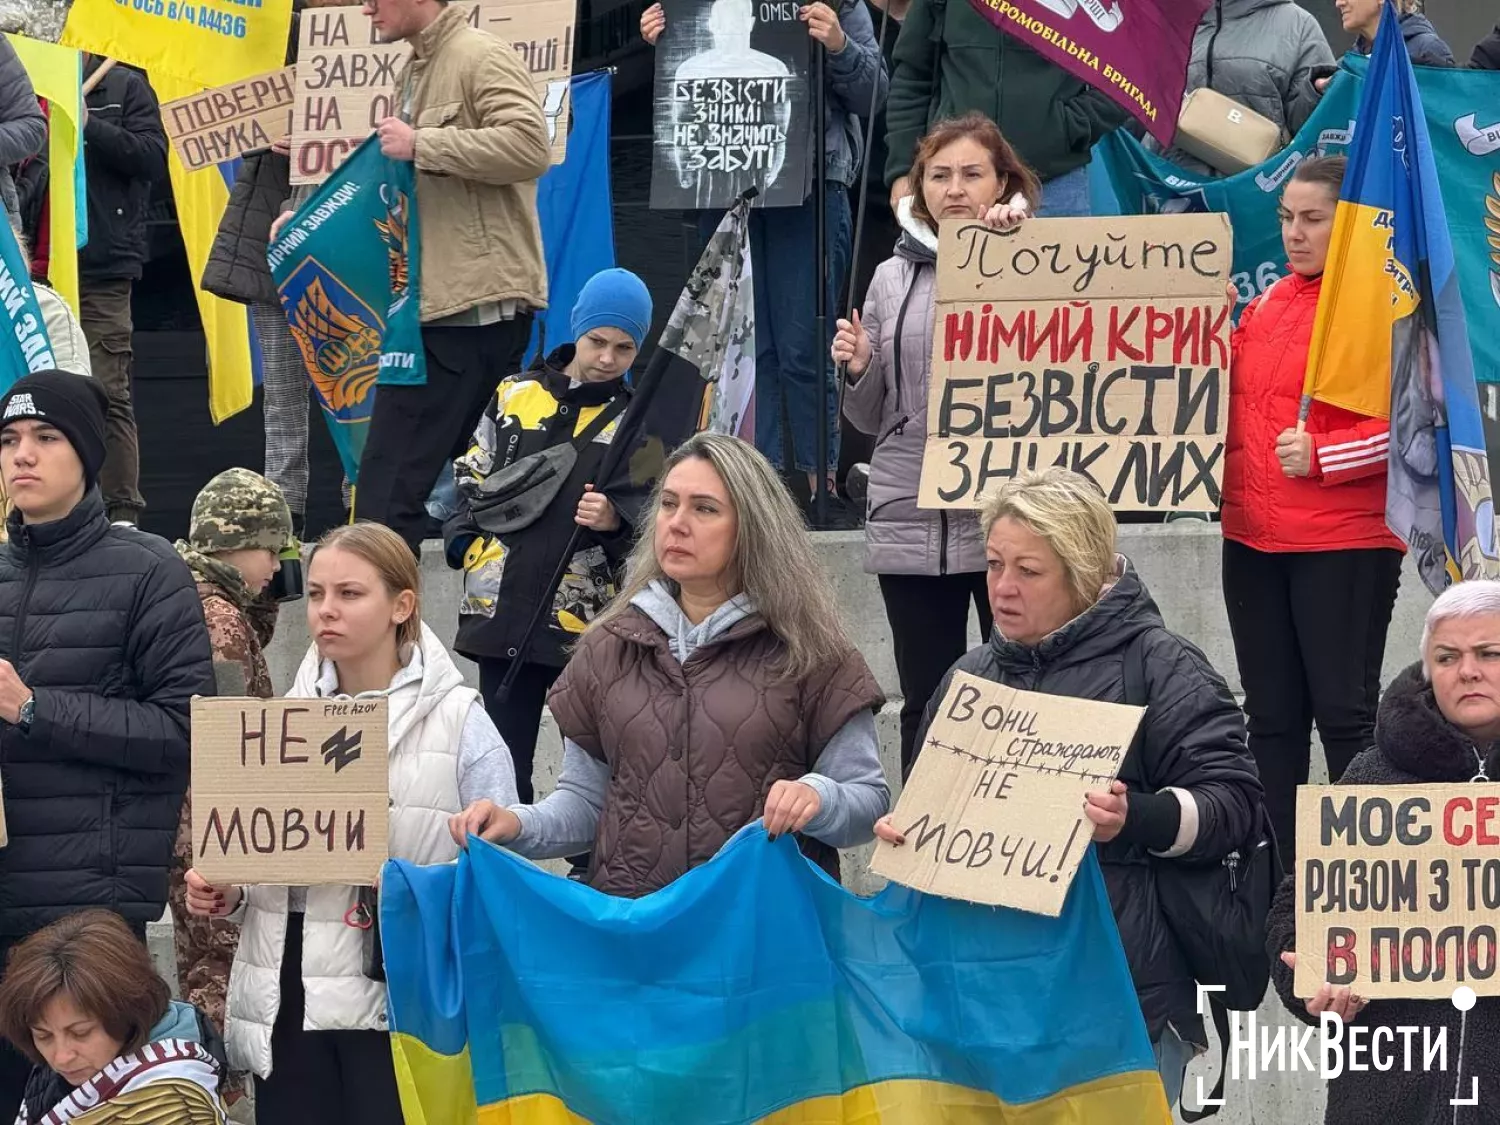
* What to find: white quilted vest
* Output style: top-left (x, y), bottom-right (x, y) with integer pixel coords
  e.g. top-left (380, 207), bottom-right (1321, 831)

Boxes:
top-left (223, 622), bottom-right (476, 1078)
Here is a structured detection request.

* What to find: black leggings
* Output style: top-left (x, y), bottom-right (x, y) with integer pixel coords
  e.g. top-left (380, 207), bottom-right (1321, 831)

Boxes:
top-left (878, 571), bottom-right (992, 778)
top-left (253, 914), bottom-right (404, 1125)
top-left (1222, 540), bottom-right (1402, 868)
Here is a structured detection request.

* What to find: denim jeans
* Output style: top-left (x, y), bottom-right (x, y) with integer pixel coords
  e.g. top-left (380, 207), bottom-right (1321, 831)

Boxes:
top-left (699, 184), bottom-right (851, 473)
top-left (1153, 1025), bottom-right (1197, 1111)
top-left (1039, 163), bottom-right (1093, 218)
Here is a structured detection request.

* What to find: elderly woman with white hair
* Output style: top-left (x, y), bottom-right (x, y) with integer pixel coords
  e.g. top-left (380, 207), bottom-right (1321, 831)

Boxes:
top-left (875, 466), bottom-right (1263, 1109)
top-left (1266, 579), bottom-right (1500, 1124)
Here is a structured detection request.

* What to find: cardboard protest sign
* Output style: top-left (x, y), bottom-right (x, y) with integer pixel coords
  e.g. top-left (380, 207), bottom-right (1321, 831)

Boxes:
top-left (648, 0), bottom-right (811, 210)
top-left (918, 213), bottom-right (1233, 513)
top-left (870, 672), bottom-right (1143, 915)
top-left (162, 67), bottom-right (296, 173)
top-left (1294, 784), bottom-right (1500, 1001)
top-left (191, 698), bottom-right (389, 886)
top-left (291, 0), bottom-right (574, 185)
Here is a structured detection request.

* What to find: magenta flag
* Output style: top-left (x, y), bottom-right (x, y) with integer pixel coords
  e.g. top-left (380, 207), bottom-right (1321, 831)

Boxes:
top-left (965, 0), bottom-right (1210, 147)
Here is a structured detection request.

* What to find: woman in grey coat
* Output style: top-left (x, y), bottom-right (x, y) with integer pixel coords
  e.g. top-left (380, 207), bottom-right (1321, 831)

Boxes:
top-left (833, 112), bottom-right (1036, 776)
top-left (1158, 0), bottom-right (1334, 175)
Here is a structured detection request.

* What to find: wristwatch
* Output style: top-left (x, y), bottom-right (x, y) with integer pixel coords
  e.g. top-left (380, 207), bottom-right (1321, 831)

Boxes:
top-left (17, 695), bottom-right (34, 734)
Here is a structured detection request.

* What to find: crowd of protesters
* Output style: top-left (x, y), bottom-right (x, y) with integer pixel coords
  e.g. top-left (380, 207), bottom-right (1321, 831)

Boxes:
top-left (0, 0), bottom-right (1487, 1123)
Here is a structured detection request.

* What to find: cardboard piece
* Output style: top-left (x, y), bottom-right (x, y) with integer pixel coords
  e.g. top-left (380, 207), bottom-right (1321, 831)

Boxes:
top-left (1294, 784), bottom-right (1500, 1001)
top-left (870, 673), bottom-right (1143, 915)
top-left (918, 213), bottom-right (1234, 513)
top-left (191, 697), bottom-right (389, 886)
top-left (291, 0), bottom-right (574, 185)
top-left (162, 66), bottom-right (297, 173)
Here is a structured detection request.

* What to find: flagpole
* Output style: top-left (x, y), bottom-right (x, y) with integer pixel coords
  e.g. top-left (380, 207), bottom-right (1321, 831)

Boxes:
top-left (813, 41), bottom-right (829, 527)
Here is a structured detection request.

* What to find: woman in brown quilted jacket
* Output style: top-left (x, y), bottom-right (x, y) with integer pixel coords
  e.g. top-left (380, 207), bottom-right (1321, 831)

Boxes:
top-left (449, 432), bottom-right (891, 896)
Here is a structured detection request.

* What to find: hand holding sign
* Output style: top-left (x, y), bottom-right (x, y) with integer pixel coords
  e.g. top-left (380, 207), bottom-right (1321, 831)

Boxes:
top-left (1281, 951), bottom-right (1367, 1022)
top-left (184, 868), bottom-right (241, 918)
top-left (640, 2), bottom-right (665, 44)
top-left (1084, 780), bottom-right (1129, 843)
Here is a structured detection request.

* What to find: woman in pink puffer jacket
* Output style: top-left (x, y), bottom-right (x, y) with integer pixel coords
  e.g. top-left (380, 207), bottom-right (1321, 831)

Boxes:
top-left (834, 111), bottom-right (1039, 777)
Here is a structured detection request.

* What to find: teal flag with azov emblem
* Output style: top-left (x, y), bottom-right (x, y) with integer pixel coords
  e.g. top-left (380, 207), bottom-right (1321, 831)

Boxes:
top-left (1095, 56), bottom-right (1500, 384)
top-left (268, 136), bottom-right (422, 483)
top-left (0, 217), bottom-right (54, 396)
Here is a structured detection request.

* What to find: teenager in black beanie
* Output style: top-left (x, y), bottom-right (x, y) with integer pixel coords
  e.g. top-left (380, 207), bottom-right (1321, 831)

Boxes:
top-left (0, 368), bottom-right (216, 1119)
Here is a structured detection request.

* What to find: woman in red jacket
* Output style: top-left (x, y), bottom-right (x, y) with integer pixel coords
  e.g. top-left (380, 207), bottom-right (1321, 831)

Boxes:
top-left (1221, 154), bottom-right (1402, 869)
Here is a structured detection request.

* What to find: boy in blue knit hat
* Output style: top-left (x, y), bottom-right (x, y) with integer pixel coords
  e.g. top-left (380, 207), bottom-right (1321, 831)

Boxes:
top-left (444, 268), bottom-right (653, 821)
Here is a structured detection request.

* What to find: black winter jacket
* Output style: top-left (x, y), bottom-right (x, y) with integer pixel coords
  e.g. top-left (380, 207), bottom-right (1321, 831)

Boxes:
top-left (914, 558), bottom-right (1261, 1042)
top-left (201, 9), bottom-right (301, 306)
top-left (1357, 13), bottom-right (1456, 69)
top-left (201, 149), bottom-right (290, 306)
top-left (1267, 664), bottom-right (1500, 1125)
top-left (443, 347), bottom-right (644, 666)
top-left (79, 59), bottom-right (167, 284)
top-left (0, 491), bottom-right (215, 939)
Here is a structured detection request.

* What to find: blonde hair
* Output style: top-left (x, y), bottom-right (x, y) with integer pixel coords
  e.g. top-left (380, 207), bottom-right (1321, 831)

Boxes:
top-left (979, 467), bottom-right (1117, 614)
top-left (309, 523), bottom-right (421, 650)
top-left (593, 433), bottom-right (853, 680)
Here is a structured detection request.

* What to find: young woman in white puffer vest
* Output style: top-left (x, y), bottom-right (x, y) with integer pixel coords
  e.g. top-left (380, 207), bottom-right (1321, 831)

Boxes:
top-left (184, 521), bottom-right (518, 1124)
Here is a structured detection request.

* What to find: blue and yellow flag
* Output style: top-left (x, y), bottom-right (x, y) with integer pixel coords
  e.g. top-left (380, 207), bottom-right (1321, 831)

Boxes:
top-left (268, 136), bottom-right (422, 483)
top-left (382, 828), bottom-right (1170, 1125)
top-left (1303, 0), bottom-right (1499, 592)
top-left (61, 0), bottom-right (292, 89)
top-left (8, 35), bottom-right (81, 315)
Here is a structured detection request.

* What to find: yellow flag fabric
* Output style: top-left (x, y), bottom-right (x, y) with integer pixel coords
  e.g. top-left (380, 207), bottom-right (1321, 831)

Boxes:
top-left (8, 35), bottom-right (80, 315)
top-left (153, 73), bottom-right (253, 423)
top-left (60, 0), bottom-right (292, 89)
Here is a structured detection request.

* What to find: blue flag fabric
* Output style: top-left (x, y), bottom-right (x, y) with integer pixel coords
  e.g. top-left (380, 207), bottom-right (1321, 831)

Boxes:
top-left (0, 218), bottom-right (55, 395)
top-left (1302, 2), bottom-right (1497, 591)
top-left (1094, 58), bottom-right (1500, 386)
top-left (529, 69), bottom-right (615, 364)
top-left (268, 136), bottom-right (423, 483)
top-left (382, 828), bottom-right (1170, 1124)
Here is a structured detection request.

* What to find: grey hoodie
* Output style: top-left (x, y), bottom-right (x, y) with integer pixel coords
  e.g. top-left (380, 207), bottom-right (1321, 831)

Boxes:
top-left (1156, 0), bottom-right (1335, 176)
top-left (842, 198), bottom-right (986, 577)
top-left (509, 581), bottom-right (890, 860)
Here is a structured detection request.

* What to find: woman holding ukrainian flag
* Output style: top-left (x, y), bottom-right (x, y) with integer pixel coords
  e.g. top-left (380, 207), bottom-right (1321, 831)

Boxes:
top-left (1220, 153), bottom-right (1403, 871)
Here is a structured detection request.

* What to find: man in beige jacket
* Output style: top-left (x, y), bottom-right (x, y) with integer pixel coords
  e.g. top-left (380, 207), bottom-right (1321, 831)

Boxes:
top-left (281, 0), bottom-right (551, 552)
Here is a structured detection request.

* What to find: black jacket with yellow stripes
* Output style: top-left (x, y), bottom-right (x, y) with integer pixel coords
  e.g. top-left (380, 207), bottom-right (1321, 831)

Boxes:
top-left (443, 347), bottom-right (639, 667)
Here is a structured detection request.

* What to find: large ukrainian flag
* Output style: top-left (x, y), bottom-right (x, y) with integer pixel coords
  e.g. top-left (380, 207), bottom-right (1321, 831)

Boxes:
top-left (1302, 0), bottom-right (1498, 592)
top-left (382, 827), bottom-right (1170, 1125)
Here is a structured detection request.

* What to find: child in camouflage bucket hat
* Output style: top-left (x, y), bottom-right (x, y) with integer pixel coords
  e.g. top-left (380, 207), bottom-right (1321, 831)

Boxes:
top-left (170, 468), bottom-right (292, 1099)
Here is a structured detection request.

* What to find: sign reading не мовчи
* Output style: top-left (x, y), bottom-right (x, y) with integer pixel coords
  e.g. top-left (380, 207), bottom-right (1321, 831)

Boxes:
top-left (191, 697), bottom-right (389, 886)
top-left (919, 213), bottom-right (1234, 514)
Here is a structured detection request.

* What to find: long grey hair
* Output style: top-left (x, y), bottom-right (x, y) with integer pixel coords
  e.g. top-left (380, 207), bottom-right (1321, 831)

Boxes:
top-left (592, 432), bottom-right (854, 680)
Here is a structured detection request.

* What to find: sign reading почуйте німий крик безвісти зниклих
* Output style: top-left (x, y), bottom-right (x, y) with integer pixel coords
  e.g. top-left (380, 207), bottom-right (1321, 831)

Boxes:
top-left (919, 213), bottom-right (1233, 515)
top-left (191, 697), bottom-right (388, 886)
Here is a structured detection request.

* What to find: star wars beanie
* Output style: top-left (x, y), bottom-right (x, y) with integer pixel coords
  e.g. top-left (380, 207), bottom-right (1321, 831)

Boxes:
top-left (571, 268), bottom-right (654, 349)
top-left (0, 370), bottom-right (109, 486)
